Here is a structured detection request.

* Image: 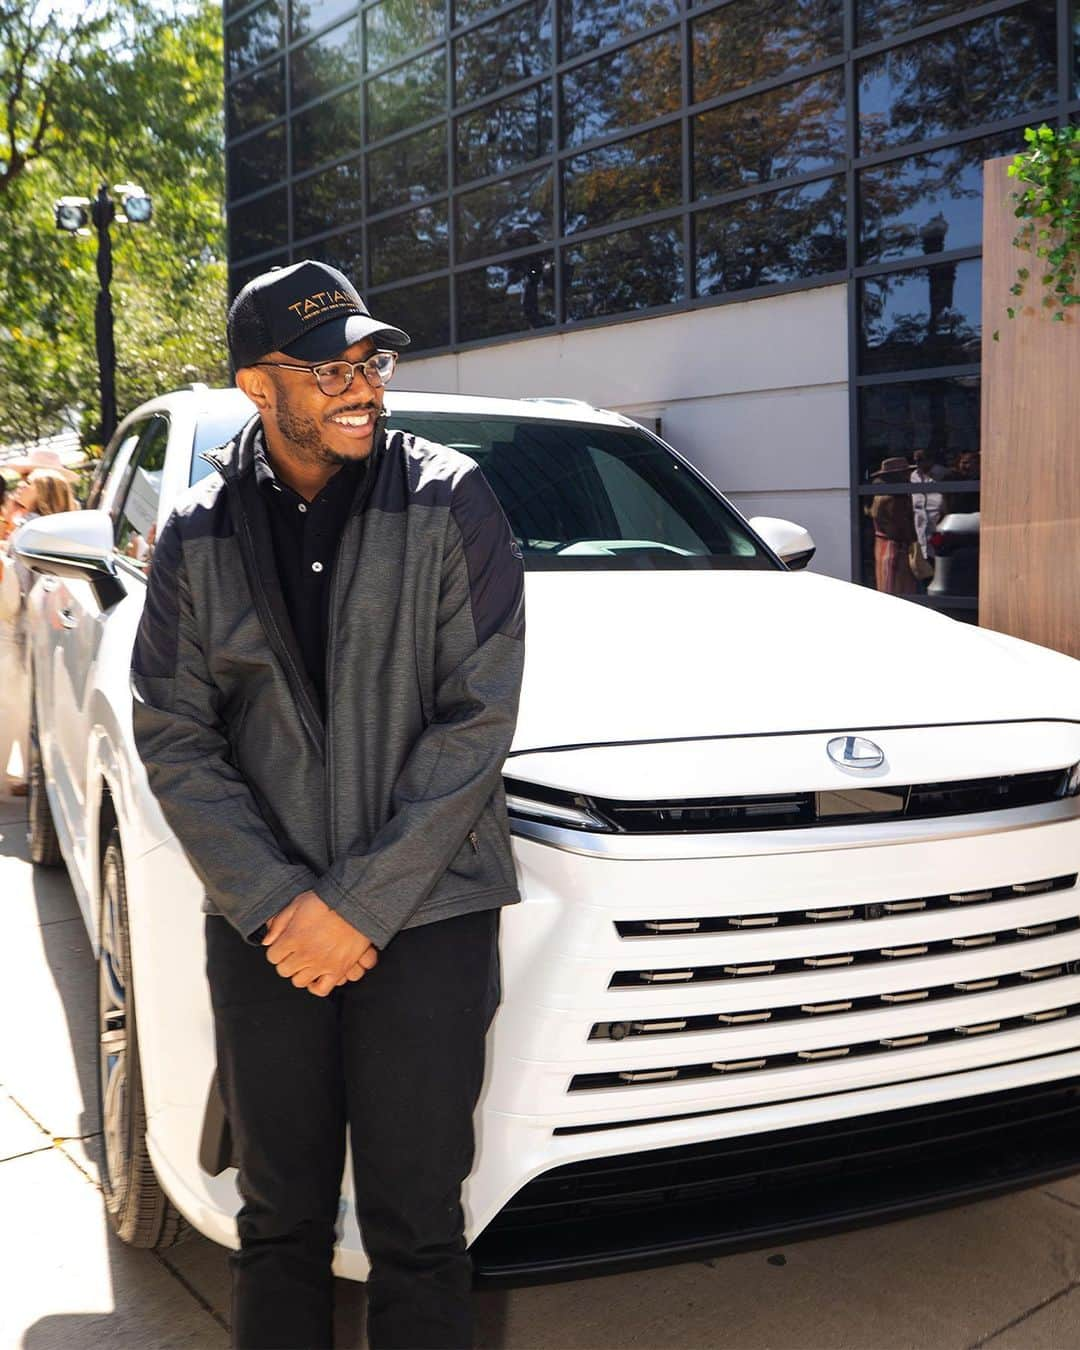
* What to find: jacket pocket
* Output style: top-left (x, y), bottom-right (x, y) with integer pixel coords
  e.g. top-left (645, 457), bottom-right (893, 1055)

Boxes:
top-left (443, 796), bottom-right (514, 892)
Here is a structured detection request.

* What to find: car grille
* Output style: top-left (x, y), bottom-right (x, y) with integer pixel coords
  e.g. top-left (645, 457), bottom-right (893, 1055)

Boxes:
top-left (544, 767), bottom-right (1071, 833)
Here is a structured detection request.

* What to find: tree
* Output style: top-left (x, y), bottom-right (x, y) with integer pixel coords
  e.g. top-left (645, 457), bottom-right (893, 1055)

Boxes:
top-left (0, 1), bottom-right (228, 449)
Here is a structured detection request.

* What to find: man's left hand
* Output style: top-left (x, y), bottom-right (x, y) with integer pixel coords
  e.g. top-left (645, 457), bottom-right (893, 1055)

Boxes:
top-left (263, 890), bottom-right (379, 997)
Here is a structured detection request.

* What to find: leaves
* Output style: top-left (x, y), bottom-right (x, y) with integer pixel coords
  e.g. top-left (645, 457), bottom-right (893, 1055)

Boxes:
top-left (1006, 124), bottom-right (1080, 328)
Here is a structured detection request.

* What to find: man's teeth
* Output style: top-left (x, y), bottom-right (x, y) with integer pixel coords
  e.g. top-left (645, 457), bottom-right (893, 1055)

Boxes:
top-left (333, 413), bottom-right (372, 426)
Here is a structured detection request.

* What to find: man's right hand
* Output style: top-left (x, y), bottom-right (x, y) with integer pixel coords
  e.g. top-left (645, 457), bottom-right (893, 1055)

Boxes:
top-left (262, 890), bottom-right (379, 997)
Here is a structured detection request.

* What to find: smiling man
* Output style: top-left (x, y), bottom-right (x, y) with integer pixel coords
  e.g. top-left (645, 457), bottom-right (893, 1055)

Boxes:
top-left (129, 260), bottom-right (526, 1349)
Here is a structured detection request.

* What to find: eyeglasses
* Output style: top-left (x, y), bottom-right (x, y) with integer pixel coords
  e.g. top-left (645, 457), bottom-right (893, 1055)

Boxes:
top-left (252, 350), bottom-right (399, 396)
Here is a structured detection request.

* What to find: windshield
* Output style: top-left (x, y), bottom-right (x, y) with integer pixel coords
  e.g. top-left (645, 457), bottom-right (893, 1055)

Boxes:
top-left (191, 408), bottom-right (773, 572)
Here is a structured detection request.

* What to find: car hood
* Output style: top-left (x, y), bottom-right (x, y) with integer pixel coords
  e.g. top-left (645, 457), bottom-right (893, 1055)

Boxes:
top-left (510, 569), bottom-right (1080, 753)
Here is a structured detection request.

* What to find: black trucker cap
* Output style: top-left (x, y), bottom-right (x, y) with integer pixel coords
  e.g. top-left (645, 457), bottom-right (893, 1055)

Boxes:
top-left (227, 259), bottom-right (410, 369)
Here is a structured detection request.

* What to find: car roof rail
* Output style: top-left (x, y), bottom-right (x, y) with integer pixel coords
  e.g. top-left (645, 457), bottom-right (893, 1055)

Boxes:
top-left (520, 396), bottom-right (596, 409)
top-left (185, 381), bottom-right (210, 393)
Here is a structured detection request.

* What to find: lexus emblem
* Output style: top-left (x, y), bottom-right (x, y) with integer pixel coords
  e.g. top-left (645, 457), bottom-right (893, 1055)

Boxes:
top-left (826, 735), bottom-right (885, 770)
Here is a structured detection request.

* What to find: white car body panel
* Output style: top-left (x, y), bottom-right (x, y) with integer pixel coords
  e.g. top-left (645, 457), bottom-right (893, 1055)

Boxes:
top-left (22, 387), bottom-right (1080, 1279)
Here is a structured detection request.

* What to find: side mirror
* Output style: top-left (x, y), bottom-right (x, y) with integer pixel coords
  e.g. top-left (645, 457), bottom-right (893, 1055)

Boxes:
top-left (749, 516), bottom-right (816, 571)
top-left (12, 509), bottom-right (125, 607)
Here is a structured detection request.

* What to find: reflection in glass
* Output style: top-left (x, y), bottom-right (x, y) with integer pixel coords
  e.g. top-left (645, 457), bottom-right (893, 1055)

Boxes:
top-left (863, 471), bottom-right (919, 596)
top-left (457, 252), bottom-right (555, 340)
top-left (453, 0), bottom-right (505, 24)
top-left (563, 124), bottom-right (680, 234)
top-left (926, 490), bottom-right (979, 601)
top-left (225, 0), bottom-right (285, 81)
top-left (691, 0), bottom-right (844, 102)
top-left (695, 176), bottom-right (845, 295)
top-left (564, 225), bottom-right (683, 320)
top-left (291, 0), bottom-right (355, 40)
top-left (860, 487), bottom-right (980, 600)
top-left (368, 124), bottom-right (447, 214)
top-left (293, 158), bottom-right (364, 240)
top-left (456, 167), bottom-right (552, 263)
top-left (857, 1), bottom-right (989, 45)
top-left (229, 188), bottom-right (288, 260)
top-left (455, 82), bottom-right (552, 182)
top-left (1075, 1), bottom-right (1080, 97)
top-left (694, 70), bottom-right (845, 197)
top-left (561, 29), bottom-right (680, 148)
top-left (291, 19), bottom-right (360, 108)
top-left (858, 258), bottom-right (981, 374)
top-left (368, 47), bottom-right (446, 140)
top-left (292, 85), bottom-right (361, 174)
top-left (365, 0), bottom-right (444, 72)
top-left (228, 124), bottom-right (286, 201)
top-left (858, 377), bottom-right (980, 483)
top-left (859, 132), bottom-right (1029, 265)
top-left (227, 60), bottom-right (284, 138)
top-left (117, 421), bottom-right (169, 576)
top-left (857, 2), bottom-right (1057, 154)
top-left (369, 202), bottom-right (449, 285)
top-left (372, 277), bottom-right (450, 349)
top-left (231, 252), bottom-right (289, 297)
top-left (560, 0), bottom-right (679, 61)
top-left (453, 0), bottom-right (552, 106)
top-left (308, 227), bottom-right (364, 282)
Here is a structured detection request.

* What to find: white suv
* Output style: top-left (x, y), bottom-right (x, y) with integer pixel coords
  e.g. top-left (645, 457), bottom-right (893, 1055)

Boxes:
top-left (15, 384), bottom-right (1080, 1279)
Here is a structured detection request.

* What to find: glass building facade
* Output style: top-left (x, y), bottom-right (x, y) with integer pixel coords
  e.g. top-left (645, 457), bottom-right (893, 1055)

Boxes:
top-left (224, 0), bottom-right (1080, 610)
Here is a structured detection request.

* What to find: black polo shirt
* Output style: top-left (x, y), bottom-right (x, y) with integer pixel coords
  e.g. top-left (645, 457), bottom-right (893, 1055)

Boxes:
top-left (253, 427), bottom-right (367, 719)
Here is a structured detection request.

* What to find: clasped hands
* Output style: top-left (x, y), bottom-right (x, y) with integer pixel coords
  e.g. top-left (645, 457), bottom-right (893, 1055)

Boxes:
top-left (262, 890), bottom-right (379, 998)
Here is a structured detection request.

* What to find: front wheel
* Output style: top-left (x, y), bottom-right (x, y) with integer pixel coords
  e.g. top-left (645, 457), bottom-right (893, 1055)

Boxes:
top-left (97, 827), bottom-right (186, 1248)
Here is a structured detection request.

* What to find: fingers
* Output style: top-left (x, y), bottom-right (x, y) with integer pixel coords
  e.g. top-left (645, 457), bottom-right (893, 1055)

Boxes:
top-left (262, 902), bottom-right (297, 947)
top-left (307, 972), bottom-right (339, 998)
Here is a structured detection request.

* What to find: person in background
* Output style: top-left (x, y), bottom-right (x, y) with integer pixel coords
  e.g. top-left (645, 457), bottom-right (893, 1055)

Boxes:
top-left (866, 456), bottom-right (918, 596)
top-left (909, 447), bottom-right (946, 593)
top-left (0, 466), bottom-right (80, 794)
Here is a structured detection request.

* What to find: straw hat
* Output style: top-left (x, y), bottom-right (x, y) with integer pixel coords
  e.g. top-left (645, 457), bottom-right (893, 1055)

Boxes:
top-left (4, 446), bottom-right (85, 482)
top-left (870, 455), bottom-right (911, 480)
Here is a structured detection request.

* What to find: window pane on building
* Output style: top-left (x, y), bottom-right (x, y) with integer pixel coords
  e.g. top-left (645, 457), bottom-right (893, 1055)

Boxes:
top-left (226, 0), bottom-right (285, 81)
top-left (694, 69), bottom-right (845, 197)
top-left (456, 166), bottom-right (552, 262)
top-left (860, 488), bottom-right (979, 600)
top-left (373, 277), bottom-right (450, 349)
top-left (691, 0), bottom-right (844, 103)
top-left (694, 175), bottom-right (845, 294)
top-left (307, 226), bottom-right (364, 281)
top-left (563, 123), bottom-right (681, 234)
top-left (293, 157), bottom-right (364, 240)
top-left (453, 0), bottom-right (505, 25)
top-left (857, 1), bottom-right (986, 45)
top-left (291, 0), bottom-right (355, 40)
top-left (229, 123), bottom-right (286, 200)
top-left (858, 258), bottom-right (982, 374)
top-left (560, 29), bottom-right (681, 148)
top-left (231, 252), bottom-right (290, 296)
top-left (292, 85), bottom-right (362, 174)
top-left (858, 1), bottom-right (1057, 154)
top-left (368, 47), bottom-right (447, 140)
top-left (858, 377), bottom-right (980, 483)
top-left (1075, 0), bottom-right (1080, 97)
top-left (227, 59), bottom-right (284, 139)
top-left (858, 131), bottom-right (1029, 265)
top-left (365, 0), bottom-right (444, 73)
top-left (291, 18), bottom-right (361, 108)
top-left (369, 202), bottom-right (449, 285)
top-left (458, 252), bottom-right (555, 340)
top-left (453, 0), bottom-right (552, 106)
top-left (560, 0), bottom-right (679, 62)
top-left (229, 188), bottom-right (288, 260)
top-left (455, 81), bottom-right (552, 182)
top-left (564, 224), bottom-right (683, 320)
top-left (368, 124), bottom-right (447, 214)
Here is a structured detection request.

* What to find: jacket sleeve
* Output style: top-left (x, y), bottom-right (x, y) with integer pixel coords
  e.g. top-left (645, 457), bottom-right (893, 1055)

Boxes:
top-left (312, 463), bottom-right (526, 949)
top-left (130, 509), bottom-right (319, 940)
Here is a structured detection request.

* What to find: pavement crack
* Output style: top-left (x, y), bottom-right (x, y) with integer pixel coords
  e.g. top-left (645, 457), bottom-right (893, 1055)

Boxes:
top-left (0, 1143), bottom-right (55, 1163)
top-left (156, 1250), bottom-right (231, 1334)
top-left (967, 1277), bottom-right (1080, 1348)
top-left (1044, 1188), bottom-right (1080, 1214)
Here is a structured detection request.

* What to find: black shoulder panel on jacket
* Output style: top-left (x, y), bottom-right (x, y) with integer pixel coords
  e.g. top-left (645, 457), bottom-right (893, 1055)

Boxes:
top-left (450, 463), bottom-right (525, 647)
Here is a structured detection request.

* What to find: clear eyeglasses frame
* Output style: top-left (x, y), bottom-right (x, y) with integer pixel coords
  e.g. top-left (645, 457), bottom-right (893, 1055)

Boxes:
top-left (251, 349), bottom-right (399, 396)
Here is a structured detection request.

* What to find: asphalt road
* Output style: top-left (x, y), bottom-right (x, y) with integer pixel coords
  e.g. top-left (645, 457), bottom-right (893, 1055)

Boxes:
top-left (2, 796), bottom-right (1079, 1350)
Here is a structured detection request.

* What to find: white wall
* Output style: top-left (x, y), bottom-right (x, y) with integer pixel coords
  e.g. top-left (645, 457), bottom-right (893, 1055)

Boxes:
top-left (399, 283), bottom-right (852, 580)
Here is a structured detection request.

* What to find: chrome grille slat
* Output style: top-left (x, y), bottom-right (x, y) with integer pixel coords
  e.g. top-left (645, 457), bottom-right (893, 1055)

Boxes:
top-left (572, 1003), bottom-right (1080, 1090)
top-left (614, 874), bottom-right (1077, 939)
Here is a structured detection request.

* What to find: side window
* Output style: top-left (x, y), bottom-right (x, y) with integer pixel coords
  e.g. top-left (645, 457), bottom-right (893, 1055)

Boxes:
top-left (87, 422), bottom-right (145, 514)
top-left (112, 417), bottom-right (170, 575)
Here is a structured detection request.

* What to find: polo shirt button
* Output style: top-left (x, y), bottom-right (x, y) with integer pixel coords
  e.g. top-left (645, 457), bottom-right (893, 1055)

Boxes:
top-left (311, 561), bottom-right (324, 573)
top-left (298, 503), bottom-right (307, 512)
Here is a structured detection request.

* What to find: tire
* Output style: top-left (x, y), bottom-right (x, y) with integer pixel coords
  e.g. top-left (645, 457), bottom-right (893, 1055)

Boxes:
top-left (27, 691), bottom-right (62, 868)
top-left (97, 826), bottom-right (187, 1248)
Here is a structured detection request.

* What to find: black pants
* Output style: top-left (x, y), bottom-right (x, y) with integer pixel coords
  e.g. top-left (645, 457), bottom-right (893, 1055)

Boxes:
top-left (205, 906), bottom-right (502, 1350)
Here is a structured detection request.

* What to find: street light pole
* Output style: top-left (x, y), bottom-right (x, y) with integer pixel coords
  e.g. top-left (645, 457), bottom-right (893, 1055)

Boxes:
top-left (91, 183), bottom-right (118, 448)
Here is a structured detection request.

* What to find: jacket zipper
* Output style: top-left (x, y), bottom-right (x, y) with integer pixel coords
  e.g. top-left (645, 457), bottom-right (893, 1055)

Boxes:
top-left (468, 829), bottom-right (479, 853)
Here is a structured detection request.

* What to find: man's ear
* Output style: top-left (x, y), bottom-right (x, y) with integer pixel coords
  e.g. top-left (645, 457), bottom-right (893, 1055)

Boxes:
top-left (236, 366), bottom-right (271, 409)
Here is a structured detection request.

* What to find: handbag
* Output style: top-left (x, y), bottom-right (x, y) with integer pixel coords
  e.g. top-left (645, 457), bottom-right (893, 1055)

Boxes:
top-left (908, 540), bottom-right (933, 582)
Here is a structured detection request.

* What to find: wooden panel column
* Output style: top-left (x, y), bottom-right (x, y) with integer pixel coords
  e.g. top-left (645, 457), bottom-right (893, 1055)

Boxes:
top-left (980, 154), bottom-right (1080, 657)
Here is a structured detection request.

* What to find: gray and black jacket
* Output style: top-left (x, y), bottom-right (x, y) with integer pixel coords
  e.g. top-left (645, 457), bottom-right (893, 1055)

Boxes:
top-left (130, 412), bottom-right (526, 949)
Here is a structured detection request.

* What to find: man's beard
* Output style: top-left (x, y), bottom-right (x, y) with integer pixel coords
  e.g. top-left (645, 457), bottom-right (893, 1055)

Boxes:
top-left (273, 385), bottom-right (375, 467)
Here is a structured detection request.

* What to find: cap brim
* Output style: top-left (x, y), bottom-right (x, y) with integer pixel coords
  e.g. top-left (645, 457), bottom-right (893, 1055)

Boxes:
top-left (281, 313), bottom-right (411, 362)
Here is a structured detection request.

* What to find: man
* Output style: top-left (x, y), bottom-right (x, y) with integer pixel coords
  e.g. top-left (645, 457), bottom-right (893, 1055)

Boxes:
top-left (129, 260), bottom-right (526, 1349)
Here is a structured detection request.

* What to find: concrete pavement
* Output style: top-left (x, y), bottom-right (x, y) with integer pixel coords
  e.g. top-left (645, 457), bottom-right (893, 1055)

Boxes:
top-left (2, 797), bottom-right (1078, 1349)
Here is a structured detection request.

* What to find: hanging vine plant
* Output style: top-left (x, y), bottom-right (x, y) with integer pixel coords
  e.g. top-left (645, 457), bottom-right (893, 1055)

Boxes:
top-left (1004, 123), bottom-right (1080, 325)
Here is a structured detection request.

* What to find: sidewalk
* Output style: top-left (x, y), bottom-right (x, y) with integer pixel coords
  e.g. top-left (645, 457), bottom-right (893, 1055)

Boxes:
top-left (2, 796), bottom-right (1078, 1349)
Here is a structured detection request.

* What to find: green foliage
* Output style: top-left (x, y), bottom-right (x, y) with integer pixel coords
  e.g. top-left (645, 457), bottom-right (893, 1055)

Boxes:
top-left (1006, 123), bottom-right (1080, 325)
top-left (0, 1), bottom-right (228, 449)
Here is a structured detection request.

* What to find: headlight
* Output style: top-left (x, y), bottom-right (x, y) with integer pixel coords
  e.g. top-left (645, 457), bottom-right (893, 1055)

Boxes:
top-left (1065, 762), bottom-right (1080, 798)
top-left (504, 777), bottom-right (609, 830)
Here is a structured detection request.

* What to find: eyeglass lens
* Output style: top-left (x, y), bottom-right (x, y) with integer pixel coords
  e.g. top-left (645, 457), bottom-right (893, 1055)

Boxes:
top-left (315, 352), bottom-right (397, 395)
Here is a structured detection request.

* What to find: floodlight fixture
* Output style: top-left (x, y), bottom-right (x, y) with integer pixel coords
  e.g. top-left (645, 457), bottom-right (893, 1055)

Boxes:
top-left (55, 196), bottom-right (91, 232)
top-left (113, 182), bottom-right (152, 225)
